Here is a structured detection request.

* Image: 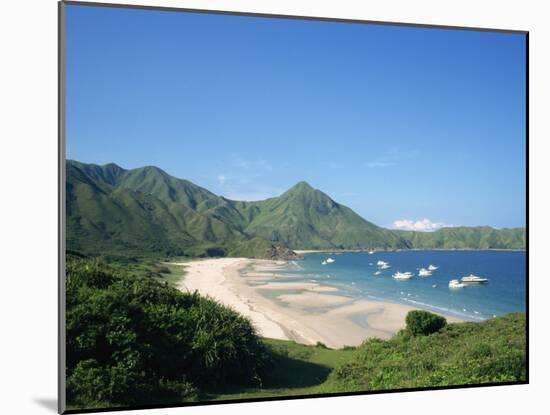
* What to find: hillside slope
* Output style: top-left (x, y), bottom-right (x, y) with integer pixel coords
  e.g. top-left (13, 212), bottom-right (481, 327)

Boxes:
top-left (394, 226), bottom-right (525, 250)
top-left (237, 182), bottom-right (407, 250)
top-left (66, 161), bottom-right (253, 258)
top-left (66, 160), bottom-right (526, 258)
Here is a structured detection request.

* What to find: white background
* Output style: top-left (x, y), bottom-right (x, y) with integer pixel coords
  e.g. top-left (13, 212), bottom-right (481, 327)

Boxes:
top-left (0, 0), bottom-right (546, 414)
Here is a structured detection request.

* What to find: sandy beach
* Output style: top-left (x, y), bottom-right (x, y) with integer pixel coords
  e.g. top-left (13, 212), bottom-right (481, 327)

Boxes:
top-left (176, 258), bottom-right (459, 349)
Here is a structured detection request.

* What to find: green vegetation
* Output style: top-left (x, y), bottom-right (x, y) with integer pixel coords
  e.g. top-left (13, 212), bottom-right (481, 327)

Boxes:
top-left (66, 258), bottom-right (270, 409)
top-left (405, 310), bottom-right (447, 336)
top-left (394, 226), bottom-right (526, 250)
top-left (328, 312), bottom-right (526, 392)
top-left (211, 313), bottom-right (526, 402)
top-left (237, 181), bottom-right (405, 250)
top-left (110, 260), bottom-right (187, 286)
top-left (65, 160), bottom-right (527, 408)
top-left (206, 338), bottom-right (357, 400)
top-left (67, 160), bottom-right (525, 260)
top-left (65, 257), bottom-right (526, 407)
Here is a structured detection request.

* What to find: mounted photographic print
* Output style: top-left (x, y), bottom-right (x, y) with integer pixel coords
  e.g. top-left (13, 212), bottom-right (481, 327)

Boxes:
top-left (59, 1), bottom-right (528, 413)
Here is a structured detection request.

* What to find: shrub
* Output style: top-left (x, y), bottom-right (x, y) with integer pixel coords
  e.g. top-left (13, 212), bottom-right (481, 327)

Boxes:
top-left (66, 258), bottom-right (270, 408)
top-left (405, 310), bottom-right (447, 336)
top-left (328, 313), bottom-right (526, 391)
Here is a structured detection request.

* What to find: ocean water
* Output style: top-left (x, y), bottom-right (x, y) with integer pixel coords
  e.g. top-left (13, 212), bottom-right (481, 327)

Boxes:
top-left (279, 251), bottom-right (526, 321)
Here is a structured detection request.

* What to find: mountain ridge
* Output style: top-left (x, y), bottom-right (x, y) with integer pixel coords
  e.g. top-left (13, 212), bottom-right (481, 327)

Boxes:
top-left (66, 160), bottom-right (526, 259)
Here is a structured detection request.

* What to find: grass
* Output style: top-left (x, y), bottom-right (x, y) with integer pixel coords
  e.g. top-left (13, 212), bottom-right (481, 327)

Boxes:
top-left (64, 255), bottom-right (526, 408)
top-left (152, 262), bottom-right (187, 286)
top-left (95, 257), bottom-right (188, 287)
top-left (204, 313), bottom-right (526, 401)
top-left (204, 339), bottom-right (356, 400)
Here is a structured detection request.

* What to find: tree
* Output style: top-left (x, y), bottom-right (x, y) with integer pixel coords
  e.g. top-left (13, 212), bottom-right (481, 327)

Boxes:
top-left (405, 310), bottom-right (447, 336)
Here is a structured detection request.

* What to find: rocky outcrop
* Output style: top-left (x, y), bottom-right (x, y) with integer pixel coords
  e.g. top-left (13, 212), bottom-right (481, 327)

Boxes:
top-left (268, 245), bottom-right (301, 260)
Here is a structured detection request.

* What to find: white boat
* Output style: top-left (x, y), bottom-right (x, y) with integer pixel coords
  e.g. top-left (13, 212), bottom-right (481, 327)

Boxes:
top-left (374, 271), bottom-right (382, 276)
top-left (379, 264), bottom-right (391, 269)
top-left (321, 261), bottom-right (327, 265)
top-left (393, 271), bottom-right (413, 280)
top-left (448, 279), bottom-right (467, 288)
top-left (368, 251), bottom-right (374, 255)
top-left (418, 268), bottom-right (432, 277)
top-left (461, 274), bottom-right (489, 284)
top-left (428, 264), bottom-right (438, 271)
top-left (432, 284), bottom-right (437, 288)
top-left (326, 258), bottom-right (335, 263)
top-left (376, 260), bottom-right (388, 266)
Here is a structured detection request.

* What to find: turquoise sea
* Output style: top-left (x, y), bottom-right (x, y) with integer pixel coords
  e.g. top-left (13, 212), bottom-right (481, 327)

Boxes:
top-left (279, 251), bottom-right (526, 321)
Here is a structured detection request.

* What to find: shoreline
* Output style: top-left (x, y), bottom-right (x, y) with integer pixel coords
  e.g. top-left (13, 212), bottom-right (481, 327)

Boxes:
top-left (175, 258), bottom-right (461, 349)
top-left (295, 248), bottom-right (526, 254)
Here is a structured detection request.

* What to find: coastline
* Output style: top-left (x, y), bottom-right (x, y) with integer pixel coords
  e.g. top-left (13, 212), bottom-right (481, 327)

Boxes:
top-left (175, 257), bottom-right (461, 349)
top-left (295, 248), bottom-right (526, 254)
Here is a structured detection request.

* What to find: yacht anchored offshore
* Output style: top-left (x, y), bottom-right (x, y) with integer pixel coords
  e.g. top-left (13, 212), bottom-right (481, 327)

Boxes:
top-left (393, 271), bottom-right (414, 280)
top-left (428, 264), bottom-right (439, 271)
top-left (449, 279), bottom-right (467, 288)
top-left (461, 274), bottom-right (489, 284)
top-left (418, 268), bottom-right (432, 277)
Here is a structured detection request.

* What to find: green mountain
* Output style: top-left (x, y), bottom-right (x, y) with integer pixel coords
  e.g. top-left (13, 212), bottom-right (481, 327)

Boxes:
top-left (235, 181), bottom-right (406, 250)
top-left (394, 226), bottom-right (526, 250)
top-left (66, 160), bottom-right (257, 259)
top-left (66, 160), bottom-right (526, 259)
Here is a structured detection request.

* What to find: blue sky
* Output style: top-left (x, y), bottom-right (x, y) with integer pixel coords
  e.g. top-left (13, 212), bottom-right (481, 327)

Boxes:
top-left (66, 5), bottom-right (526, 230)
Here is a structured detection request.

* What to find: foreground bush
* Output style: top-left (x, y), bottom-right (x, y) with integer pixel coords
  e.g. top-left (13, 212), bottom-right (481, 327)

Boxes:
top-left (406, 310), bottom-right (447, 336)
top-left (329, 313), bottom-right (526, 391)
top-left (66, 258), bottom-right (270, 408)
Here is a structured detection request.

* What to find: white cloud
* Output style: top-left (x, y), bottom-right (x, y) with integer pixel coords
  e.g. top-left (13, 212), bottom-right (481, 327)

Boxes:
top-left (392, 218), bottom-right (454, 232)
top-left (366, 161), bottom-right (395, 168)
top-left (217, 174), bottom-right (226, 186)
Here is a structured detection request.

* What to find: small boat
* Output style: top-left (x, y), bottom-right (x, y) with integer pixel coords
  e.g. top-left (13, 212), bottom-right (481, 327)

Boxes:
top-left (376, 260), bottom-right (388, 266)
top-left (326, 258), bottom-right (335, 263)
top-left (393, 271), bottom-right (413, 280)
top-left (432, 284), bottom-right (437, 288)
top-left (321, 261), bottom-right (327, 265)
top-left (461, 274), bottom-right (489, 284)
top-left (418, 268), bottom-right (432, 277)
top-left (368, 251), bottom-right (374, 254)
top-left (428, 264), bottom-right (438, 271)
top-left (448, 279), bottom-right (467, 289)
top-left (379, 264), bottom-right (391, 269)
top-left (374, 271), bottom-right (382, 276)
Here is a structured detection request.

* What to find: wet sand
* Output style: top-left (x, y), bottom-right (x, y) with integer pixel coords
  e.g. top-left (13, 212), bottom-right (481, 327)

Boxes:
top-left (176, 258), bottom-right (459, 349)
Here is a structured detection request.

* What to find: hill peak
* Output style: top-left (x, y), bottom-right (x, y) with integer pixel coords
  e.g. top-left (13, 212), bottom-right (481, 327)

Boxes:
top-left (288, 181), bottom-right (315, 192)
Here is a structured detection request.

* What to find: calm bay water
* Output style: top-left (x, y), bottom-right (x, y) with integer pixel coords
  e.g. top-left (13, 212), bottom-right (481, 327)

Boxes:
top-left (279, 251), bottom-right (526, 321)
